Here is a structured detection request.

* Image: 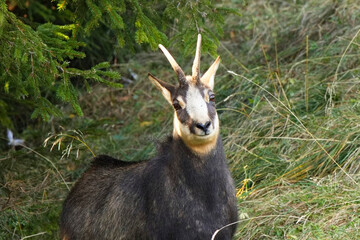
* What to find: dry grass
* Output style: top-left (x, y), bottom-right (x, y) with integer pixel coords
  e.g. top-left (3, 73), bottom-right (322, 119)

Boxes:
top-left (234, 175), bottom-right (360, 239)
top-left (2, 0), bottom-right (360, 239)
top-left (215, 0), bottom-right (360, 238)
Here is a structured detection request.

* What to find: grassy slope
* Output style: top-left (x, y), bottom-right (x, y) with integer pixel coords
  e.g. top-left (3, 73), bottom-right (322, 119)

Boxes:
top-left (1, 0), bottom-right (360, 239)
top-left (222, 1), bottom-right (360, 238)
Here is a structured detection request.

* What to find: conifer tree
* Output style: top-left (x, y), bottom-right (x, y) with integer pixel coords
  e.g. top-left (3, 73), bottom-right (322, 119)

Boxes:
top-left (0, 0), bottom-right (235, 129)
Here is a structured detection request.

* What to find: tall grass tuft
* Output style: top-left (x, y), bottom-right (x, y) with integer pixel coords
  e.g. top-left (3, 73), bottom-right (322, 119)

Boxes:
top-left (216, 1), bottom-right (360, 237)
top-left (2, 0), bottom-right (360, 239)
top-left (219, 0), bottom-right (360, 186)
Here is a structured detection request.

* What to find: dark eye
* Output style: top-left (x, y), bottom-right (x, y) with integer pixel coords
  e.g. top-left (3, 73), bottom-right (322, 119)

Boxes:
top-left (173, 101), bottom-right (182, 111)
top-left (209, 93), bottom-right (215, 102)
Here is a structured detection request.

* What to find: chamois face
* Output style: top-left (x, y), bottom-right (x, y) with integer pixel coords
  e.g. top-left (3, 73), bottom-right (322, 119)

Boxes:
top-left (149, 34), bottom-right (221, 155)
top-left (172, 79), bottom-right (219, 147)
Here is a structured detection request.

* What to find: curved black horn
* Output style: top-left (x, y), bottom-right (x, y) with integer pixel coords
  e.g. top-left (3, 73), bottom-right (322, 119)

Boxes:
top-left (192, 34), bottom-right (201, 83)
top-left (158, 44), bottom-right (187, 85)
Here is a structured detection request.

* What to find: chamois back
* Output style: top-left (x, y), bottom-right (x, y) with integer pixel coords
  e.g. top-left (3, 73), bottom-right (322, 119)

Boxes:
top-left (60, 137), bottom-right (237, 240)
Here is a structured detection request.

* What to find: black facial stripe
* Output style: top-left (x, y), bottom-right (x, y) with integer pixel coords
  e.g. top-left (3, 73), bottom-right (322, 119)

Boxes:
top-left (177, 108), bottom-right (190, 124)
top-left (189, 120), bottom-right (197, 134)
top-left (173, 85), bottom-right (188, 104)
top-left (202, 85), bottom-right (216, 124)
top-left (207, 101), bottom-right (216, 123)
top-left (174, 83), bottom-right (216, 132)
top-left (199, 86), bottom-right (205, 98)
top-left (173, 84), bottom-right (190, 125)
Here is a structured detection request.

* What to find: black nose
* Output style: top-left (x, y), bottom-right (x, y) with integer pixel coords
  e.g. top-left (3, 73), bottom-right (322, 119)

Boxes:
top-left (196, 121), bottom-right (211, 133)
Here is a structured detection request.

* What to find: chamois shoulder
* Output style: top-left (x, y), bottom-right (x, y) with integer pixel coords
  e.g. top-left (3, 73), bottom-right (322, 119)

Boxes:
top-left (156, 136), bottom-right (175, 153)
top-left (91, 155), bottom-right (143, 169)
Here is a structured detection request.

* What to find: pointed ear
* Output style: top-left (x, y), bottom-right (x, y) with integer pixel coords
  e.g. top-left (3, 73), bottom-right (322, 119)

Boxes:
top-left (200, 56), bottom-right (220, 90)
top-left (148, 73), bottom-right (175, 105)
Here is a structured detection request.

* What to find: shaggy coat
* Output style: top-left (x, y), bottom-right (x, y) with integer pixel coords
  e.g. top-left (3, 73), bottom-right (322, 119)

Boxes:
top-left (60, 34), bottom-right (238, 239)
top-left (60, 136), bottom-right (238, 239)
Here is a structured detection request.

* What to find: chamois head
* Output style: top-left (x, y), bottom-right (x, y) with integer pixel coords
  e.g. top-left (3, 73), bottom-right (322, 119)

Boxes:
top-left (148, 34), bottom-right (221, 155)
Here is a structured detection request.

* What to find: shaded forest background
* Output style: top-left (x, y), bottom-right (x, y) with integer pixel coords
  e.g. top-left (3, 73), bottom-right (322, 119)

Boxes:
top-left (1, 0), bottom-right (360, 239)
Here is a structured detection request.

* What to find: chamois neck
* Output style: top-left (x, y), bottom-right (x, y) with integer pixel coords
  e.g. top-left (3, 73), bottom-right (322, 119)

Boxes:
top-left (170, 132), bottom-right (222, 159)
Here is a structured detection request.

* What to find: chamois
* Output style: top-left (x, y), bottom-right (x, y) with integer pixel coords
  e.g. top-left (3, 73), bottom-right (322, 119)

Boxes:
top-left (60, 34), bottom-right (238, 240)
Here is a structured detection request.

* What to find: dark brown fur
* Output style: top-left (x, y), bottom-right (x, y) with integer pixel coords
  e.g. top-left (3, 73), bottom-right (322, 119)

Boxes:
top-left (60, 136), bottom-right (238, 239)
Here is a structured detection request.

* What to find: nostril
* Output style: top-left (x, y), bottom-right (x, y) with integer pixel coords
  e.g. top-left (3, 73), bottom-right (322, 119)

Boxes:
top-left (196, 123), bottom-right (205, 131)
top-left (196, 121), bottom-right (211, 133)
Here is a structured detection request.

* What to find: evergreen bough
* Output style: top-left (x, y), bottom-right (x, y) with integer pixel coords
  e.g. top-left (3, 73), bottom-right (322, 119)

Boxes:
top-left (0, 0), bottom-right (236, 129)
